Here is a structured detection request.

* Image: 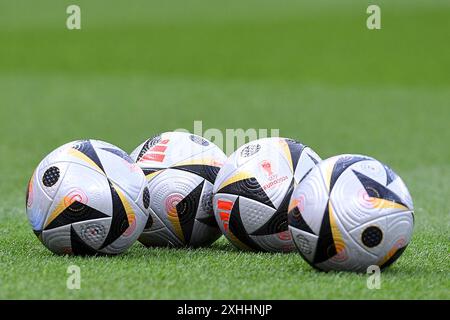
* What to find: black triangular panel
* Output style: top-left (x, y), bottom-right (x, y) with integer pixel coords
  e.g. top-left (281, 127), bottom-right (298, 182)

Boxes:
top-left (196, 215), bottom-right (219, 228)
top-left (218, 178), bottom-right (275, 209)
top-left (99, 182), bottom-right (129, 249)
top-left (312, 203), bottom-right (336, 264)
top-left (250, 179), bottom-right (294, 236)
top-left (176, 181), bottom-right (204, 245)
top-left (329, 155), bottom-right (370, 192)
top-left (285, 139), bottom-right (305, 170)
top-left (228, 197), bottom-right (260, 251)
top-left (172, 165), bottom-right (220, 184)
top-left (352, 170), bottom-right (408, 208)
top-left (44, 202), bottom-right (109, 230)
top-left (144, 214), bottom-right (153, 230)
top-left (72, 140), bottom-right (105, 172)
top-left (288, 206), bottom-right (315, 235)
top-left (70, 226), bottom-right (98, 255)
top-left (383, 164), bottom-right (398, 186)
top-left (101, 148), bottom-right (134, 164)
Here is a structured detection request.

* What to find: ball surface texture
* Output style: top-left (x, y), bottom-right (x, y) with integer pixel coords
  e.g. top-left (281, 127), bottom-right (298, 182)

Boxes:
top-left (26, 140), bottom-right (150, 255)
top-left (131, 132), bottom-right (227, 247)
top-left (288, 154), bottom-right (414, 272)
top-left (213, 137), bottom-right (321, 252)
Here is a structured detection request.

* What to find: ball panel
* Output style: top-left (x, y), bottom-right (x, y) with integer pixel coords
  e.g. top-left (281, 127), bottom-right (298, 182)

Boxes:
top-left (288, 165), bottom-right (328, 235)
top-left (237, 196), bottom-right (277, 235)
top-left (41, 224), bottom-right (72, 255)
top-left (282, 138), bottom-right (305, 172)
top-left (146, 169), bottom-right (204, 243)
top-left (294, 146), bottom-right (321, 184)
top-left (289, 226), bottom-right (319, 264)
top-left (132, 132), bottom-right (225, 248)
top-left (348, 214), bottom-right (389, 258)
top-left (377, 211), bottom-right (414, 268)
top-left (175, 180), bottom-right (204, 244)
top-left (27, 140), bottom-right (149, 255)
top-left (96, 147), bottom-right (145, 202)
top-left (214, 137), bottom-right (321, 253)
top-left (213, 159), bottom-right (239, 194)
top-left (317, 204), bottom-right (379, 272)
top-left (98, 182), bottom-right (134, 250)
top-left (328, 155), bottom-right (372, 193)
top-left (171, 164), bottom-right (221, 185)
top-left (195, 180), bottom-right (214, 221)
top-left (227, 198), bottom-right (261, 251)
top-left (289, 154), bottom-right (415, 272)
top-left (312, 203), bottom-right (341, 265)
top-left (217, 176), bottom-right (275, 209)
top-left (233, 139), bottom-right (294, 210)
top-left (213, 193), bottom-right (261, 251)
top-left (139, 227), bottom-right (183, 248)
top-left (44, 202), bottom-right (110, 231)
top-left (37, 162), bottom-right (70, 199)
top-left (70, 225), bottom-right (99, 255)
top-left (133, 132), bottom-right (226, 170)
top-left (71, 217), bottom-right (112, 250)
top-left (26, 170), bottom-right (53, 232)
top-left (330, 160), bottom-right (409, 230)
top-left (71, 140), bottom-right (106, 172)
top-left (101, 208), bottom-right (147, 255)
top-left (384, 176), bottom-right (414, 211)
top-left (250, 232), bottom-right (295, 252)
top-left (189, 219), bottom-right (222, 247)
top-left (42, 163), bottom-right (113, 230)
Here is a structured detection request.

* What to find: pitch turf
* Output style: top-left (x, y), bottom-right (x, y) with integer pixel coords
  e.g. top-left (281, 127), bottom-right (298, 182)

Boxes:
top-left (0, 0), bottom-right (449, 299)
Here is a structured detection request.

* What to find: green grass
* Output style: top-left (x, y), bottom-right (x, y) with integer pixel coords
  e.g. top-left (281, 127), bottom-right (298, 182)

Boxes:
top-left (0, 0), bottom-right (449, 299)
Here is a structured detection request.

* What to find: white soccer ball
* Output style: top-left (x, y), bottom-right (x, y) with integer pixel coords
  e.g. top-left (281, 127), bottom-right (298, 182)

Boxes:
top-left (25, 140), bottom-right (150, 255)
top-left (130, 131), bottom-right (227, 247)
top-left (213, 137), bottom-right (321, 252)
top-left (288, 154), bottom-right (414, 272)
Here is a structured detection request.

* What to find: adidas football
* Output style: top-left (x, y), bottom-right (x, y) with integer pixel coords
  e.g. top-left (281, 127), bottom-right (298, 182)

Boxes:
top-left (130, 132), bottom-right (227, 247)
top-left (288, 154), bottom-right (414, 272)
top-left (213, 137), bottom-right (321, 252)
top-left (25, 140), bottom-right (150, 255)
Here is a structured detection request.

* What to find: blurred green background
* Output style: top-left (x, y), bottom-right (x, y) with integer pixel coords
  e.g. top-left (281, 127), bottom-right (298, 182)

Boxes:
top-left (0, 0), bottom-right (448, 299)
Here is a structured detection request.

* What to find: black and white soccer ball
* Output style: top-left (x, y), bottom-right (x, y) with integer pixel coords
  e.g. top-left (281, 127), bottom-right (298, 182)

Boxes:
top-left (213, 137), bottom-right (321, 252)
top-left (288, 154), bottom-right (414, 272)
top-left (131, 132), bottom-right (227, 248)
top-left (25, 140), bottom-right (150, 255)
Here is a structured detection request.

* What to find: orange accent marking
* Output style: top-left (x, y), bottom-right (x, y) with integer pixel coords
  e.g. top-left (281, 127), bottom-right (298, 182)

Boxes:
top-left (160, 139), bottom-right (170, 144)
top-left (217, 200), bottom-right (233, 211)
top-left (288, 199), bottom-right (300, 213)
top-left (142, 153), bottom-right (165, 162)
top-left (219, 212), bottom-right (230, 221)
top-left (150, 145), bottom-right (167, 152)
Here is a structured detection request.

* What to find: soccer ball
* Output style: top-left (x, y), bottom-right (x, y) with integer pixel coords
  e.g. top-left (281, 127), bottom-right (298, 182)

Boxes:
top-left (25, 140), bottom-right (150, 255)
top-left (213, 137), bottom-right (321, 252)
top-left (288, 154), bottom-right (414, 272)
top-left (130, 131), bottom-right (227, 247)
